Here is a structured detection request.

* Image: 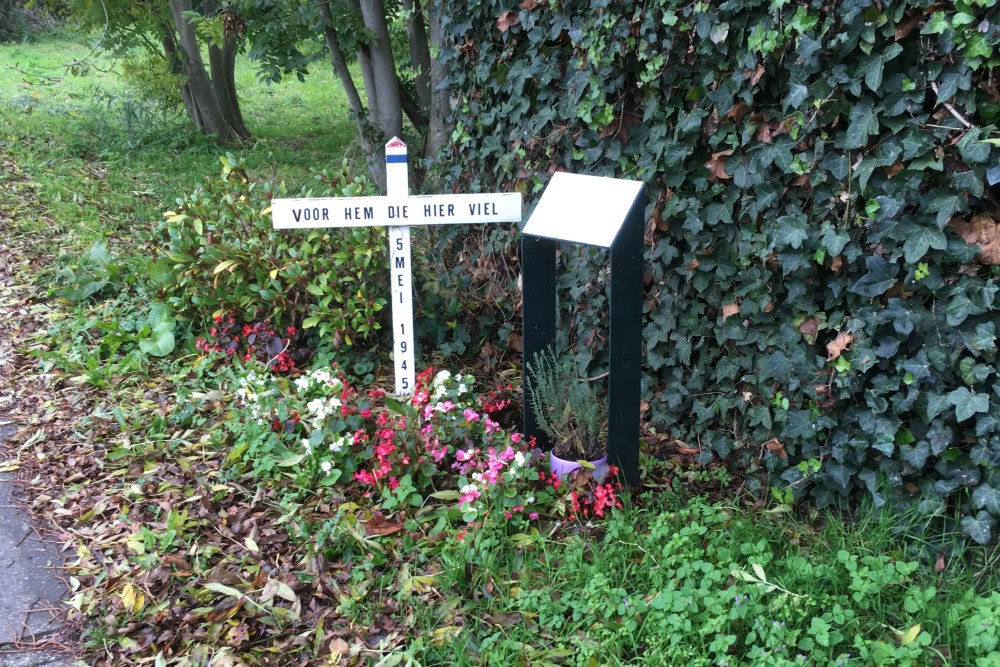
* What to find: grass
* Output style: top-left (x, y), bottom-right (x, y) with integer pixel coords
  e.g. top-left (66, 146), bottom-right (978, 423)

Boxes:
top-left (1, 33), bottom-right (357, 249)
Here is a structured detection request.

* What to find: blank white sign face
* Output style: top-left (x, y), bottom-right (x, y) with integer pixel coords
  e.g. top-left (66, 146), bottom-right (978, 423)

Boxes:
top-left (522, 172), bottom-right (644, 248)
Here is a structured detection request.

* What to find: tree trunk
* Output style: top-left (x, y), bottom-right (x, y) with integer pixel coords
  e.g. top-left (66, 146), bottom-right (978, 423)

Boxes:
top-left (168, 0), bottom-right (251, 144)
top-left (402, 0), bottom-right (431, 114)
top-left (358, 0), bottom-right (403, 143)
top-left (423, 0), bottom-right (449, 163)
top-left (318, 0), bottom-right (385, 191)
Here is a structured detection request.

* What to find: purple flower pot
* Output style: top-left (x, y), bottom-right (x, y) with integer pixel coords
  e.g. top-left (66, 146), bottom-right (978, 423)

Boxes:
top-left (549, 450), bottom-right (608, 480)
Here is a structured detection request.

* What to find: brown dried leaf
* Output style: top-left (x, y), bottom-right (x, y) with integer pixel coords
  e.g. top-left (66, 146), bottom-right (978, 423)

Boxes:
top-left (798, 317), bottom-right (822, 345)
top-left (519, 0), bottom-right (540, 8)
top-left (895, 9), bottom-right (922, 41)
top-left (364, 511), bottom-right (403, 537)
top-left (950, 214), bottom-right (1000, 265)
top-left (496, 10), bottom-right (520, 32)
top-left (826, 331), bottom-right (854, 360)
top-left (706, 149), bottom-right (733, 182)
top-left (764, 438), bottom-right (787, 458)
top-left (935, 552), bottom-right (946, 573)
top-left (726, 100), bottom-right (749, 124)
top-left (721, 302), bottom-right (739, 319)
top-left (328, 638), bottom-right (350, 664)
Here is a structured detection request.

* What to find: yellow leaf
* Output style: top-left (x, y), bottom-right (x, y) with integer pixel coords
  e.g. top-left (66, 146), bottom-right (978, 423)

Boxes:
top-left (901, 623), bottom-right (921, 645)
top-left (119, 583), bottom-right (144, 613)
top-left (269, 269), bottom-right (278, 279)
top-left (213, 260), bottom-right (238, 275)
top-left (244, 537), bottom-right (259, 554)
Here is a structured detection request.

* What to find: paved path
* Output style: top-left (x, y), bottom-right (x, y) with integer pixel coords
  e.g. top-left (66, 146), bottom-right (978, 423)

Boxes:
top-left (0, 426), bottom-right (80, 667)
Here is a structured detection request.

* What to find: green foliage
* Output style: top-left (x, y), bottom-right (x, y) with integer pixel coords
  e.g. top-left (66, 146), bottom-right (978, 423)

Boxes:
top-left (441, 0), bottom-right (1000, 540)
top-left (151, 156), bottom-right (387, 345)
top-left (416, 497), bottom-right (999, 666)
top-left (526, 345), bottom-right (605, 459)
top-left (0, 0), bottom-right (30, 43)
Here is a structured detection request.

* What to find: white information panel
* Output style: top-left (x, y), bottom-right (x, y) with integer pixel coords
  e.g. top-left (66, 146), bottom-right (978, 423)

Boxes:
top-left (271, 137), bottom-right (522, 396)
top-left (522, 172), bottom-right (644, 248)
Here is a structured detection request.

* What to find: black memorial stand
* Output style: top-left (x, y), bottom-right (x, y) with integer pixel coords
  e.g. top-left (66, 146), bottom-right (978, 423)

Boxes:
top-left (521, 176), bottom-right (645, 487)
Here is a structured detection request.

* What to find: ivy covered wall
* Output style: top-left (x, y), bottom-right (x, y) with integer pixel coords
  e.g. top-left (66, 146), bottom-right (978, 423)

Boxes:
top-left (436, 0), bottom-right (1000, 541)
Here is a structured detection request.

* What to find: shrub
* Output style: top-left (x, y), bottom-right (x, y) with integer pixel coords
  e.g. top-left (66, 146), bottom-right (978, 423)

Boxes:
top-left (440, 0), bottom-right (1000, 541)
top-left (150, 156), bottom-right (387, 348)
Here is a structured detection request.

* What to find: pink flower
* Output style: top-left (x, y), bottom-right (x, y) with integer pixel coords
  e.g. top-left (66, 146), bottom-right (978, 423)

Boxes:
top-left (529, 512), bottom-right (539, 520)
top-left (463, 408), bottom-right (480, 422)
top-left (440, 400), bottom-right (456, 413)
top-left (511, 433), bottom-right (522, 444)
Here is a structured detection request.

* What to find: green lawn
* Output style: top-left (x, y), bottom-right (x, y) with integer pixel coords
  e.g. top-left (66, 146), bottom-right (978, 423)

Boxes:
top-left (1, 35), bottom-right (357, 246)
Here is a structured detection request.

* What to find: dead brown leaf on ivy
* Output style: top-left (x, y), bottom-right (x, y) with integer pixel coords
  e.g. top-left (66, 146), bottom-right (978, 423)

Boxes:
top-left (826, 331), bottom-right (854, 360)
top-left (519, 0), bottom-right (542, 9)
top-left (798, 317), bottom-right (822, 345)
top-left (949, 214), bottom-right (1000, 265)
top-left (894, 9), bottom-right (922, 40)
top-left (496, 10), bottom-right (520, 32)
top-left (721, 302), bottom-right (739, 319)
top-left (726, 100), bottom-right (749, 124)
top-left (706, 149), bottom-right (733, 182)
top-left (763, 438), bottom-right (787, 458)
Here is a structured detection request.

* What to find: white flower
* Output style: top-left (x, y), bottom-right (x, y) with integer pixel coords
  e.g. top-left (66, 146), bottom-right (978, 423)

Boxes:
top-left (306, 398), bottom-right (327, 418)
top-left (312, 369), bottom-right (332, 385)
top-left (457, 383), bottom-right (468, 394)
top-left (294, 376), bottom-right (311, 392)
top-left (460, 483), bottom-right (479, 494)
top-left (327, 397), bottom-right (342, 410)
top-left (526, 496), bottom-right (535, 504)
top-left (433, 370), bottom-right (451, 386)
top-left (301, 439), bottom-right (312, 455)
top-left (320, 460), bottom-right (332, 473)
top-left (329, 435), bottom-right (348, 453)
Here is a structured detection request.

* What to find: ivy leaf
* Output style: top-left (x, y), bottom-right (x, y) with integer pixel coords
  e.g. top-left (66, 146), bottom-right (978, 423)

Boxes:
top-left (781, 410), bottom-right (817, 439)
top-left (921, 11), bottom-right (950, 35)
top-left (820, 226), bottom-right (850, 256)
top-left (849, 256), bottom-right (896, 298)
top-left (957, 128), bottom-right (990, 164)
top-left (947, 387), bottom-right (989, 422)
top-left (935, 71), bottom-right (962, 103)
top-left (844, 101), bottom-right (879, 149)
top-left (900, 441), bottom-right (930, 470)
top-left (961, 510), bottom-right (996, 545)
top-left (927, 194), bottom-right (961, 229)
top-left (925, 393), bottom-right (951, 421)
top-left (774, 214), bottom-right (808, 249)
top-left (902, 227), bottom-right (948, 262)
top-left (973, 484), bottom-right (1000, 515)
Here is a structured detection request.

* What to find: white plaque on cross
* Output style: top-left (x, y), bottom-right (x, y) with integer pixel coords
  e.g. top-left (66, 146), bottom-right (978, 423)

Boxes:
top-left (271, 137), bottom-right (522, 395)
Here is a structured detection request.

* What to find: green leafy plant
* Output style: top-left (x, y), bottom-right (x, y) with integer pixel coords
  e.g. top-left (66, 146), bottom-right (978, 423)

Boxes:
top-left (526, 345), bottom-right (606, 461)
top-left (151, 156), bottom-right (387, 348)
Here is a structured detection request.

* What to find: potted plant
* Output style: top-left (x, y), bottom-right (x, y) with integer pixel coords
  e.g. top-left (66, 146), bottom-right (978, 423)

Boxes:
top-left (526, 346), bottom-right (607, 478)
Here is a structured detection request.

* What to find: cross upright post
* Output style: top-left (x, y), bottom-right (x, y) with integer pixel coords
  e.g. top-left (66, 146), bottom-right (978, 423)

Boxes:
top-left (384, 139), bottom-right (416, 395)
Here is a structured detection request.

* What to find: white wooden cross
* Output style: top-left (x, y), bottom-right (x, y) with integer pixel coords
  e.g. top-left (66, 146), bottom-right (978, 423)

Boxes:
top-left (271, 137), bottom-right (522, 395)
